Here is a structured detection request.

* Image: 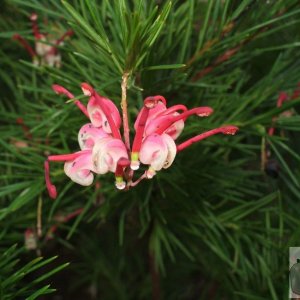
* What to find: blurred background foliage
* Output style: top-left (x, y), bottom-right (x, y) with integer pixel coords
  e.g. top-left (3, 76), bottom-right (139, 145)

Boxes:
top-left (1, 0), bottom-right (300, 299)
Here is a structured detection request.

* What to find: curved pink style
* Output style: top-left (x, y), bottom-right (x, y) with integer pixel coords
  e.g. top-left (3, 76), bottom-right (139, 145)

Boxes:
top-left (92, 137), bottom-right (128, 174)
top-left (134, 101), bottom-right (188, 143)
top-left (176, 126), bottom-right (239, 152)
top-left (13, 34), bottom-right (36, 58)
top-left (45, 150), bottom-right (91, 199)
top-left (134, 101), bottom-right (166, 132)
top-left (52, 84), bottom-right (89, 118)
top-left (52, 84), bottom-right (74, 99)
top-left (44, 160), bottom-right (57, 199)
top-left (130, 96), bottom-right (164, 170)
top-left (145, 113), bottom-right (185, 140)
top-left (155, 107), bottom-right (213, 135)
top-left (30, 13), bottom-right (43, 40)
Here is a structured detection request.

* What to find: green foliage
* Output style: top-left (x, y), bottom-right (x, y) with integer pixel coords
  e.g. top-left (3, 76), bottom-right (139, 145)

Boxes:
top-left (1, 0), bottom-right (300, 299)
top-left (0, 244), bottom-right (68, 299)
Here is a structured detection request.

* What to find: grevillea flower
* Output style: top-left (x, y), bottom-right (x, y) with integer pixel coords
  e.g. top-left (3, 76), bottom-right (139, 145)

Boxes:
top-left (45, 82), bottom-right (238, 199)
top-left (13, 13), bottom-right (73, 67)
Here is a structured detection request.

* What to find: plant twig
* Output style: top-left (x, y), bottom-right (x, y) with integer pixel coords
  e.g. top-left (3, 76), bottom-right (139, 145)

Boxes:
top-left (130, 173), bottom-right (147, 187)
top-left (37, 196), bottom-right (42, 238)
top-left (149, 250), bottom-right (161, 300)
top-left (121, 72), bottom-right (131, 152)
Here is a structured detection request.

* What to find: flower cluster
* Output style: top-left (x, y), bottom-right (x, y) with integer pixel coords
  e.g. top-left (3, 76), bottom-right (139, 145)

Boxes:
top-left (13, 13), bottom-right (73, 67)
top-left (45, 83), bottom-right (238, 199)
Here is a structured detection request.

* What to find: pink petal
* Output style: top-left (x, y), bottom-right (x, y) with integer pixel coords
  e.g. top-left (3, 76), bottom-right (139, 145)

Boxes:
top-left (64, 152), bottom-right (96, 186)
top-left (145, 113), bottom-right (185, 140)
top-left (78, 123), bottom-right (109, 150)
top-left (134, 102), bottom-right (166, 131)
top-left (92, 137), bottom-right (128, 174)
top-left (161, 134), bottom-right (177, 169)
top-left (87, 96), bottom-right (121, 132)
top-left (139, 134), bottom-right (168, 171)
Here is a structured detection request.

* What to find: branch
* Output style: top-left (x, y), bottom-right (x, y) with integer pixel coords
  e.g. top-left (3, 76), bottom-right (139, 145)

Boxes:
top-left (121, 72), bottom-right (130, 152)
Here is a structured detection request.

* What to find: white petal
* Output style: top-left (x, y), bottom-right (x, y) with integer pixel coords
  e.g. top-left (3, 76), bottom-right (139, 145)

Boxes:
top-left (64, 154), bottom-right (95, 186)
top-left (139, 134), bottom-right (168, 171)
top-left (161, 134), bottom-right (177, 169)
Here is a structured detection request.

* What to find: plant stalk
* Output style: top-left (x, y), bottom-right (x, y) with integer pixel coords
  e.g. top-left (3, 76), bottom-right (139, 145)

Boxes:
top-left (121, 72), bottom-right (131, 152)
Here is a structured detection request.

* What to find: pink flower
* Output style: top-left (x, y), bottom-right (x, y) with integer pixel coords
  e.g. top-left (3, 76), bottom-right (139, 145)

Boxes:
top-left (45, 82), bottom-right (238, 199)
top-left (134, 96), bottom-right (187, 140)
top-left (131, 96), bottom-right (214, 171)
top-left (13, 13), bottom-right (73, 67)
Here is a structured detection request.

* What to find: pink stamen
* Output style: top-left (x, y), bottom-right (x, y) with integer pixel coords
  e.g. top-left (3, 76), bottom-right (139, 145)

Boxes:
top-left (176, 125), bottom-right (239, 152)
top-left (144, 95), bottom-right (166, 107)
top-left (52, 84), bottom-right (89, 118)
top-left (131, 109), bottom-right (150, 170)
top-left (158, 104), bottom-right (188, 116)
top-left (48, 150), bottom-right (91, 162)
top-left (13, 34), bottom-right (36, 57)
top-left (81, 82), bottom-right (94, 96)
top-left (47, 30), bottom-right (74, 56)
top-left (30, 13), bottom-right (42, 39)
top-left (156, 107), bottom-right (214, 135)
top-left (81, 82), bottom-right (121, 139)
top-left (55, 30), bottom-right (74, 46)
top-left (74, 100), bottom-right (89, 117)
top-left (276, 92), bottom-right (289, 108)
top-left (44, 160), bottom-right (57, 199)
top-left (132, 107), bottom-right (149, 152)
top-left (52, 84), bottom-right (74, 98)
top-left (16, 117), bottom-right (33, 140)
top-left (131, 97), bottom-right (161, 169)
